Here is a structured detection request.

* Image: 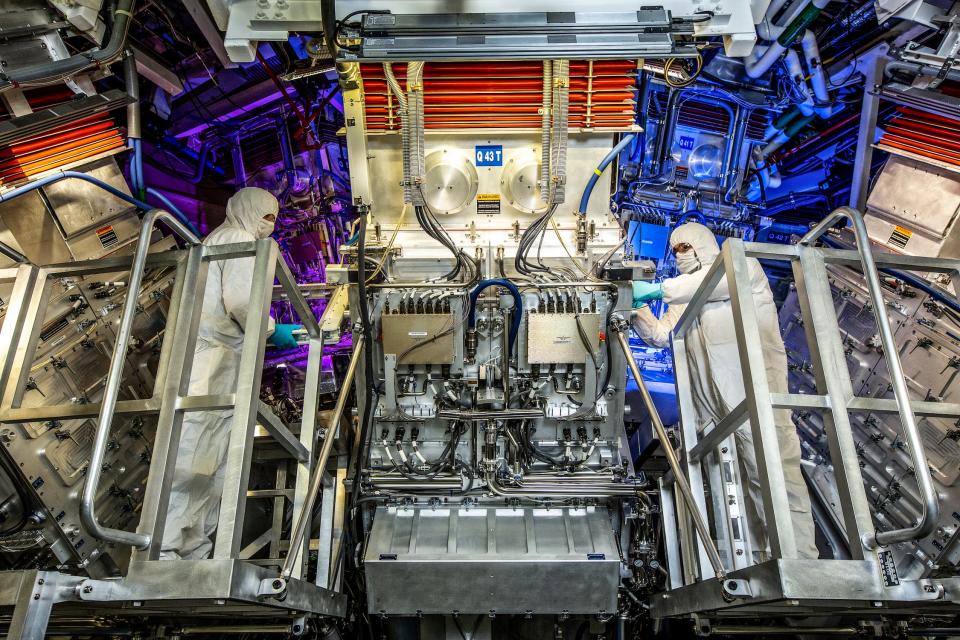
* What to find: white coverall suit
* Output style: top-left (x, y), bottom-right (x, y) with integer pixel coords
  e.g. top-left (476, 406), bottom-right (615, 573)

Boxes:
top-left (160, 188), bottom-right (278, 560)
top-left (631, 223), bottom-right (818, 560)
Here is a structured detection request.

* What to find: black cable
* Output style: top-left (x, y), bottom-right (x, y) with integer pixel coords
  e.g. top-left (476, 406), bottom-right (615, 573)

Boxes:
top-left (0, 453), bottom-right (31, 535)
top-left (342, 213), bottom-right (378, 639)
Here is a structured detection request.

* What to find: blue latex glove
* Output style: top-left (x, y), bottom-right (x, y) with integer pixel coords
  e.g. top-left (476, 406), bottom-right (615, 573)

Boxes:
top-left (631, 281), bottom-right (663, 307)
top-left (269, 323), bottom-right (302, 349)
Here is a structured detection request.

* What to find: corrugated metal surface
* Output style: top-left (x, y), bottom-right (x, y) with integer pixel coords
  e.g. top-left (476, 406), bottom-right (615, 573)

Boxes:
top-left (360, 61), bottom-right (638, 130)
top-left (879, 106), bottom-right (960, 167)
top-left (0, 88), bottom-right (125, 187)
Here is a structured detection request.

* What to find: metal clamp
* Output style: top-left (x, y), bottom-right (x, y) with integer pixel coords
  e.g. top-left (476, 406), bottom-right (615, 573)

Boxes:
top-left (721, 578), bottom-right (753, 600)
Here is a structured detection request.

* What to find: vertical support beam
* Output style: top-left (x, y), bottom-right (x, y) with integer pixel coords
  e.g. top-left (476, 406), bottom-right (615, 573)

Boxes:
top-left (315, 469), bottom-right (339, 590)
top-left (214, 239), bottom-right (278, 558)
top-left (133, 246), bottom-right (208, 561)
top-left (149, 253), bottom-right (190, 399)
top-left (0, 265), bottom-right (40, 405)
top-left (723, 240), bottom-right (798, 559)
top-left (327, 466), bottom-right (348, 591)
top-left (5, 571), bottom-right (60, 640)
top-left (671, 335), bottom-right (718, 580)
top-left (0, 268), bottom-right (49, 410)
top-left (704, 445), bottom-right (734, 568)
top-left (792, 246), bottom-right (874, 558)
top-left (289, 334), bottom-right (325, 580)
top-left (269, 464), bottom-right (288, 560)
top-left (340, 64), bottom-right (374, 208)
top-left (849, 53), bottom-right (887, 211)
top-left (718, 437), bottom-right (753, 569)
top-left (658, 478), bottom-right (682, 590)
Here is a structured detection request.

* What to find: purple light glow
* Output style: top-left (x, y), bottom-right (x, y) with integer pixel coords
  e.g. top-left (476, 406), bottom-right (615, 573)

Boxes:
top-left (174, 90), bottom-right (286, 140)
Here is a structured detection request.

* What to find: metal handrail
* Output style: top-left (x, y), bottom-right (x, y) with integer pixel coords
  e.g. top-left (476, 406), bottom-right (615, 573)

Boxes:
top-left (801, 206), bottom-right (939, 548)
top-left (612, 318), bottom-right (726, 579)
top-left (281, 335), bottom-right (365, 579)
top-left (80, 209), bottom-right (200, 549)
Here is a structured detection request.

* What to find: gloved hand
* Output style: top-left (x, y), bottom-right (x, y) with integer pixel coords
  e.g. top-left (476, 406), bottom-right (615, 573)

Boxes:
top-left (631, 281), bottom-right (663, 307)
top-left (269, 323), bottom-right (302, 349)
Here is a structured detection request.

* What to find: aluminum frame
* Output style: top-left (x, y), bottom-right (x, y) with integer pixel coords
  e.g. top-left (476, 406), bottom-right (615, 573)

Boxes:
top-left (0, 221), bottom-right (347, 636)
top-left (654, 209), bottom-right (960, 619)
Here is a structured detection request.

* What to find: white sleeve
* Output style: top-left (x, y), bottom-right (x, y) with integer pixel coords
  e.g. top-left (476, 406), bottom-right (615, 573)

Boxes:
top-left (217, 230), bottom-right (276, 337)
top-left (630, 304), bottom-right (686, 349)
top-left (661, 256), bottom-right (769, 306)
top-left (661, 268), bottom-right (730, 306)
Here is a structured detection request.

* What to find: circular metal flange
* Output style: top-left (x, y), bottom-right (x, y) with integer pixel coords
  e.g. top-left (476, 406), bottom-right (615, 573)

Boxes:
top-left (500, 149), bottom-right (546, 214)
top-left (422, 149), bottom-right (478, 214)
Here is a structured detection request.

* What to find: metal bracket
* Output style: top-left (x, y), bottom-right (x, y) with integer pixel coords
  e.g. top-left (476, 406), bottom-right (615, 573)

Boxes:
top-left (257, 577), bottom-right (287, 599)
top-left (721, 578), bottom-right (753, 599)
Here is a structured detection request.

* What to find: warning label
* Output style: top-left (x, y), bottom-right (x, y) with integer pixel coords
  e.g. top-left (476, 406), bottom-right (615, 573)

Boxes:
top-left (477, 193), bottom-right (501, 214)
top-left (878, 549), bottom-right (900, 587)
top-left (96, 225), bottom-right (119, 249)
top-left (889, 225), bottom-right (913, 250)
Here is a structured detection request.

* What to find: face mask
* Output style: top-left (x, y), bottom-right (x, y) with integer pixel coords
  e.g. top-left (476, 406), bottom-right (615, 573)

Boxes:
top-left (256, 217), bottom-right (276, 239)
top-left (675, 250), bottom-right (702, 274)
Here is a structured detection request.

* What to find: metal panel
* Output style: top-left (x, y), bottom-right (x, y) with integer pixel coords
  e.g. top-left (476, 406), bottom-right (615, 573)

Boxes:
top-left (0, 192), bottom-right (72, 264)
top-left (381, 313), bottom-right (457, 364)
top-left (41, 158), bottom-right (135, 238)
top-left (364, 506), bottom-right (619, 614)
top-left (352, 10), bottom-right (683, 60)
top-left (526, 313), bottom-right (599, 364)
top-left (866, 155), bottom-right (960, 240)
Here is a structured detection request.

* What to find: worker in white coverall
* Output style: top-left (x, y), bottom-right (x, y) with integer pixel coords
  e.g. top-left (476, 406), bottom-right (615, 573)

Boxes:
top-left (630, 222), bottom-right (818, 560)
top-left (160, 187), bottom-right (301, 560)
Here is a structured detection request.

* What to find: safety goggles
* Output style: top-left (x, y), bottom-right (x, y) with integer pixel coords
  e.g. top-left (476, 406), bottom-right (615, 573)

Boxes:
top-left (671, 242), bottom-right (693, 256)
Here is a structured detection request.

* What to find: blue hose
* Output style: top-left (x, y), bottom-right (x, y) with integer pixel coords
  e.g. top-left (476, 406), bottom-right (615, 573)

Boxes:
top-left (0, 171), bottom-right (152, 210)
top-left (0, 171), bottom-right (200, 238)
top-left (145, 188), bottom-right (200, 237)
top-left (135, 139), bottom-right (145, 195)
top-left (469, 279), bottom-right (523, 354)
top-left (820, 235), bottom-right (960, 314)
top-left (188, 143), bottom-right (212, 185)
top-left (676, 209), bottom-right (707, 226)
top-left (578, 133), bottom-right (636, 215)
top-left (128, 139), bottom-right (141, 193)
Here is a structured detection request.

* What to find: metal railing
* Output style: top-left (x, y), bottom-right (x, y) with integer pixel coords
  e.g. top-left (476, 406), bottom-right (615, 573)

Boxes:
top-left (800, 206), bottom-right (937, 548)
top-left (81, 209), bottom-right (200, 549)
top-left (660, 206), bottom-right (960, 587)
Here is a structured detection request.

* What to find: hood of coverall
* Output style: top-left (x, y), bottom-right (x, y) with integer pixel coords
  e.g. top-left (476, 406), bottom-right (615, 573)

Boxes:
top-left (670, 222), bottom-right (719, 274)
top-left (225, 187), bottom-right (279, 239)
